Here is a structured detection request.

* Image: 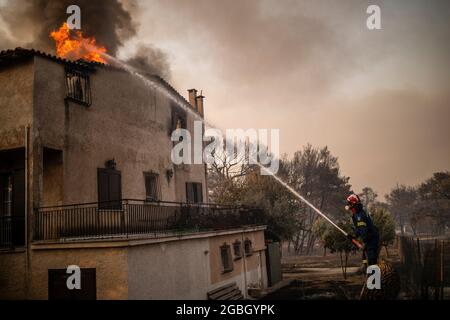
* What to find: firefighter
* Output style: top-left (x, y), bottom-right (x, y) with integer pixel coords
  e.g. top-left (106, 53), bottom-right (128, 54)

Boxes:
top-left (345, 194), bottom-right (380, 267)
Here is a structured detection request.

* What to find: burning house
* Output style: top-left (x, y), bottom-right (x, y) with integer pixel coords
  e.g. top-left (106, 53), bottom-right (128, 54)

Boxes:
top-left (0, 47), bottom-right (277, 300)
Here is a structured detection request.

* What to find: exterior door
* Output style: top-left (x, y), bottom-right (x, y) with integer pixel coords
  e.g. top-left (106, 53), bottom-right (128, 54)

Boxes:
top-left (0, 169), bottom-right (25, 247)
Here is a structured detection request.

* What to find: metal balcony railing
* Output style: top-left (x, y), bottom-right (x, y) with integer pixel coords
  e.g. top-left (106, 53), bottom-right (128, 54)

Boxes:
top-left (33, 199), bottom-right (264, 242)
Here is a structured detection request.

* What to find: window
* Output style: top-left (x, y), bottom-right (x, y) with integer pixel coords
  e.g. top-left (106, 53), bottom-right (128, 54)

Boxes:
top-left (48, 268), bottom-right (96, 300)
top-left (220, 243), bottom-right (233, 273)
top-left (244, 239), bottom-right (253, 256)
top-left (0, 149), bottom-right (25, 248)
top-left (171, 107), bottom-right (187, 133)
top-left (97, 168), bottom-right (122, 210)
top-left (1, 174), bottom-right (13, 217)
top-left (233, 240), bottom-right (242, 260)
top-left (144, 172), bottom-right (160, 201)
top-left (186, 182), bottom-right (203, 204)
top-left (65, 68), bottom-right (92, 106)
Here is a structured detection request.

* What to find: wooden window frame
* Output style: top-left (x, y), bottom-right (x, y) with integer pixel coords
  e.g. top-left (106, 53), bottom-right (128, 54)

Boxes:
top-left (220, 243), bottom-right (233, 273)
top-left (144, 172), bottom-right (160, 202)
top-left (185, 182), bottom-right (203, 204)
top-left (233, 240), bottom-right (242, 260)
top-left (65, 67), bottom-right (92, 106)
top-left (244, 238), bottom-right (253, 257)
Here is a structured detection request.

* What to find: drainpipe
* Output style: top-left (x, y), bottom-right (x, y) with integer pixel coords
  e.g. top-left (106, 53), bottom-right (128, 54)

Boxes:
top-left (24, 125), bottom-right (30, 298)
top-left (24, 126), bottom-right (29, 245)
top-left (241, 229), bottom-right (248, 298)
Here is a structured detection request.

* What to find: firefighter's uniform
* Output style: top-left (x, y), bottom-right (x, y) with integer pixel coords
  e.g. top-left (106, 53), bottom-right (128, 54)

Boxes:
top-left (351, 208), bottom-right (380, 265)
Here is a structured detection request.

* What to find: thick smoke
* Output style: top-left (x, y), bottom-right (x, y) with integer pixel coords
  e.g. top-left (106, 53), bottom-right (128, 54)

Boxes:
top-left (126, 44), bottom-right (171, 80)
top-left (0, 0), bottom-right (170, 78)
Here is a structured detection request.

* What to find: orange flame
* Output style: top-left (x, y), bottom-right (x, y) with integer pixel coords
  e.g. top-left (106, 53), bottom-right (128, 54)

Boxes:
top-left (50, 22), bottom-right (107, 64)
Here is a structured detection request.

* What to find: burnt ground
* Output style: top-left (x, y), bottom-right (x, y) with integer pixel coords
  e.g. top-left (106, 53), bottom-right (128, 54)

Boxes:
top-left (262, 245), bottom-right (414, 300)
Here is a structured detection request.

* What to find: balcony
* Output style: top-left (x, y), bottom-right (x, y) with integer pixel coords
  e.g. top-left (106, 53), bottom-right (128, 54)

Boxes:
top-left (33, 199), bottom-right (264, 242)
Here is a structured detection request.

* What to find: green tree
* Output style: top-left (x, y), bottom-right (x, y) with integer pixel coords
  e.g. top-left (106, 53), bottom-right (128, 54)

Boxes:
top-left (386, 184), bottom-right (418, 234)
top-left (418, 171), bottom-right (450, 234)
top-left (312, 218), bottom-right (329, 256)
top-left (358, 187), bottom-right (378, 211)
top-left (287, 144), bottom-right (351, 255)
top-left (371, 206), bottom-right (396, 256)
top-left (317, 220), bottom-right (356, 279)
top-left (208, 144), bottom-right (352, 251)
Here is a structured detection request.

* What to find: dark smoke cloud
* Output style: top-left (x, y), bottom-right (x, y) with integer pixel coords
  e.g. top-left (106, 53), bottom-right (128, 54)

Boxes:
top-left (135, 0), bottom-right (449, 195)
top-left (126, 44), bottom-right (171, 79)
top-left (0, 0), bottom-right (170, 78)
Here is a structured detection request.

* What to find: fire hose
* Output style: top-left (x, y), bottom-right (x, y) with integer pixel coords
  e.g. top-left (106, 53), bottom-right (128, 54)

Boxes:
top-left (260, 166), bottom-right (364, 249)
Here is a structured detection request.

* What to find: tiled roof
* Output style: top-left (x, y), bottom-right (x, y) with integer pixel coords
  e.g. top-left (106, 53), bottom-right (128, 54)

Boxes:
top-left (0, 47), bottom-right (195, 112)
top-left (0, 47), bottom-right (106, 69)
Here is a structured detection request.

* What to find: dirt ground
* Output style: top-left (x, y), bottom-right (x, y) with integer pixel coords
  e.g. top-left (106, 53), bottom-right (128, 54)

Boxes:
top-left (263, 244), bottom-right (409, 300)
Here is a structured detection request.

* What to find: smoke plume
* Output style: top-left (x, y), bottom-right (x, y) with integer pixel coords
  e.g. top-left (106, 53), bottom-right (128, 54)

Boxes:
top-left (126, 44), bottom-right (171, 80)
top-left (0, 0), bottom-right (170, 78)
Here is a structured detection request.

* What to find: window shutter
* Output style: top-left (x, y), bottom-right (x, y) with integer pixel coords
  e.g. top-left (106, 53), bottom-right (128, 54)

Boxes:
top-left (108, 172), bottom-right (121, 201)
top-left (195, 183), bottom-right (203, 203)
top-left (97, 169), bottom-right (109, 206)
top-left (98, 168), bottom-right (122, 209)
top-left (186, 183), bottom-right (194, 203)
top-left (220, 244), bottom-right (233, 273)
top-left (186, 182), bottom-right (203, 204)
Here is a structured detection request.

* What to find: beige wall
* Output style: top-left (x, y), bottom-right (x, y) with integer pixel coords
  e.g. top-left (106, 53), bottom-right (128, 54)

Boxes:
top-left (127, 228), bottom-right (267, 299)
top-left (28, 245), bottom-right (129, 300)
top-left (0, 251), bottom-right (28, 299)
top-left (128, 237), bottom-right (210, 299)
top-left (208, 229), bottom-right (267, 296)
top-left (0, 61), bottom-right (33, 150)
top-left (173, 109), bottom-right (208, 203)
top-left (0, 57), bottom-right (264, 300)
top-left (0, 61), bottom-right (34, 300)
top-left (29, 56), bottom-right (207, 207)
top-left (0, 228), bottom-right (267, 300)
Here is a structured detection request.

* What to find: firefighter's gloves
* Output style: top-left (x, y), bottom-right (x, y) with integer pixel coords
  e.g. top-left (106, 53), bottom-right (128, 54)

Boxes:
top-left (346, 233), bottom-right (356, 240)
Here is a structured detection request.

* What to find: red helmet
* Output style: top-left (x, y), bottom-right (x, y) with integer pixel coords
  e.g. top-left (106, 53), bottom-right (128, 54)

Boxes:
top-left (346, 194), bottom-right (361, 206)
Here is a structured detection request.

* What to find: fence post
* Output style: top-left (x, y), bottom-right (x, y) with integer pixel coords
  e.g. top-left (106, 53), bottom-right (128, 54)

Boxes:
top-left (440, 240), bottom-right (444, 300)
top-left (122, 199), bottom-right (128, 238)
top-left (434, 239), bottom-right (439, 300)
top-left (416, 238), bottom-right (426, 299)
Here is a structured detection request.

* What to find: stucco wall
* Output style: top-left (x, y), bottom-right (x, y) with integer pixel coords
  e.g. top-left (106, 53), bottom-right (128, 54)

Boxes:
top-left (128, 237), bottom-right (211, 299)
top-left (0, 61), bottom-right (34, 300)
top-left (1, 228), bottom-right (267, 300)
top-left (127, 228), bottom-right (267, 299)
top-left (209, 230), bottom-right (265, 282)
top-left (0, 57), bottom-right (266, 300)
top-left (173, 109), bottom-right (208, 203)
top-left (28, 245), bottom-right (129, 300)
top-left (31, 56), bottom-right (207, 206)
top-left (0, 61), bottom-right (33, 150)
top-left (0, 251), bottom-right (28, 299)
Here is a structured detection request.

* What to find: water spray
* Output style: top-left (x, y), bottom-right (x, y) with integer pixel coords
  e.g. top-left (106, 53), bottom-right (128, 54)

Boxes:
top-left (259, 166), bottom-right (363, 249)
top-left (102, 53), bottom-right (364, 250)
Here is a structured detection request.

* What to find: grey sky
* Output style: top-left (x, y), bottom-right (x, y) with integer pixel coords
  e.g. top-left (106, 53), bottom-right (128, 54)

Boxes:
top-left (119, 0), bottom-right (449, 197)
